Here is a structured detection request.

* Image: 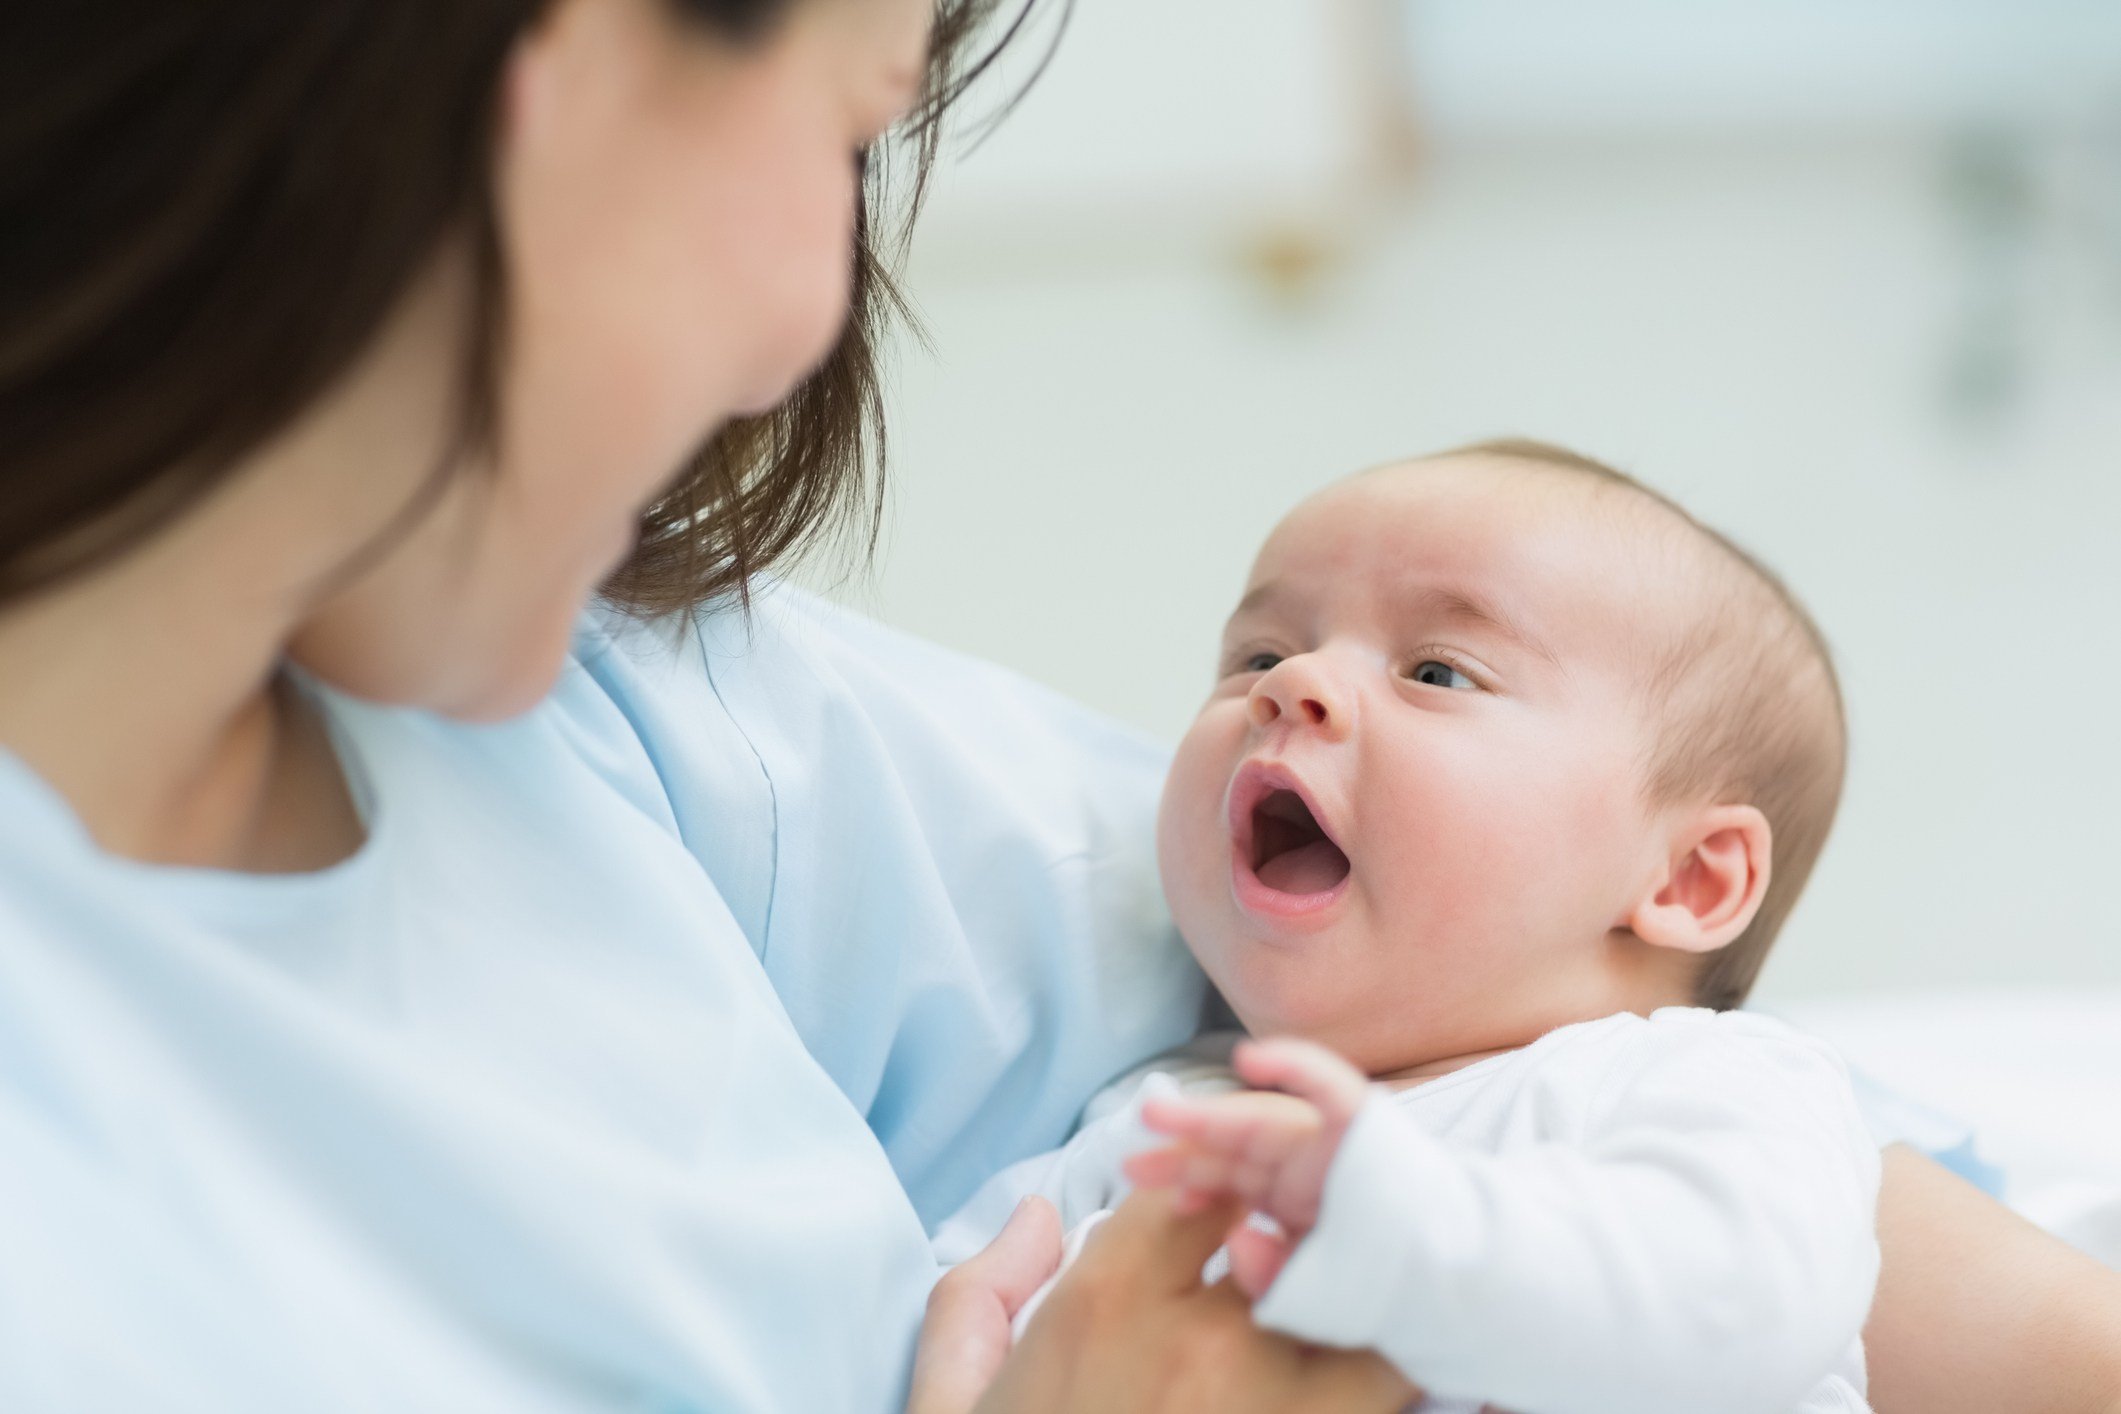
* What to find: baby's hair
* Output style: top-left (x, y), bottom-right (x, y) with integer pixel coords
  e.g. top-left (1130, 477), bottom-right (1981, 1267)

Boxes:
top-left (1440, 438), bottom-right (1848, 1010)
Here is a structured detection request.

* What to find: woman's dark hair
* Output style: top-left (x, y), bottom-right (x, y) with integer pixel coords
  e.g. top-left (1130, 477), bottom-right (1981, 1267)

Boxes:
top-left (0, 1), bottom-right (1041, 613)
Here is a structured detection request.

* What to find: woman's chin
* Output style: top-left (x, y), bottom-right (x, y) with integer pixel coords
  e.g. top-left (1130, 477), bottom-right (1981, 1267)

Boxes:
top-left (445, 632), bottom-right (578, 723)
top-left (386, 609), bottom-right (581, 724)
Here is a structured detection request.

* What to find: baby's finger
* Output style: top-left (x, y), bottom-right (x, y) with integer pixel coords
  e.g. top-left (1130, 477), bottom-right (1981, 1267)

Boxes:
top-left (1153, 1093), bottom-right (1318, 1163)
top-left (1126, 1143), bottom-right (1249, 1199)
top-left (1122, 1145), bottom-right (1190, 1188)
top-left (1234, 1037), bottom-right (1369, 1120)
top-left (1180, 1150), bottom-right (1283, 1209)
top-left (1224, 1222), bottom-right (1295, 1300)
top-left (1140, 1094), bottom-right (1217, 1141)
top-left (1232, 1036), bottom-right (1342, 1095)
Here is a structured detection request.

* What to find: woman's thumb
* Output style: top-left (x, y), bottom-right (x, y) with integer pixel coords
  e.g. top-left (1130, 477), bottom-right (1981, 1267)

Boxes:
top-left (908, 1199), bottom-right (1063, 1414)
top-left (968, 1196), bottom-right (1064, 1314)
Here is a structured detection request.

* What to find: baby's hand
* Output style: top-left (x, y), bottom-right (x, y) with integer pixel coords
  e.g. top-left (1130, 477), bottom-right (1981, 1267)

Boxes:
top-left (1124, 1037), bottom-right (1370, 1297)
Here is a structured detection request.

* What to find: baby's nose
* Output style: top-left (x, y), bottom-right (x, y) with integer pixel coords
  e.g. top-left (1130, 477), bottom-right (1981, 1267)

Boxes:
top-left (1249, 691), bottom-right (1330, 729)
top-left (1248, 658), bottom-right (1350, 738)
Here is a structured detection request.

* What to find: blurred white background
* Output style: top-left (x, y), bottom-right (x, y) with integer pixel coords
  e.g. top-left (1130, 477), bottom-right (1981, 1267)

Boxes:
top-left (815, 0), bottom-right (2121, 1002)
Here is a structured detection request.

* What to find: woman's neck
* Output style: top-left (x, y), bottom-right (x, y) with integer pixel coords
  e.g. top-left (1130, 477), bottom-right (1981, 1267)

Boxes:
top-left (0, 258), bottom-right (464, 873)
top-left (0, 486), bottom-right (364, 874)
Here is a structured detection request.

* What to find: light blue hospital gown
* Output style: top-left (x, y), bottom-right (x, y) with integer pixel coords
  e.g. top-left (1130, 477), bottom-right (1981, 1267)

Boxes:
top-left (0, 586), bottom-right (1206, 1413)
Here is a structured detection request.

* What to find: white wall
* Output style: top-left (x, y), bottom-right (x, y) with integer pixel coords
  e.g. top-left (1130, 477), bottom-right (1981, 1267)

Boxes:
top-left (810, 5), bottom-right (2121, 1002)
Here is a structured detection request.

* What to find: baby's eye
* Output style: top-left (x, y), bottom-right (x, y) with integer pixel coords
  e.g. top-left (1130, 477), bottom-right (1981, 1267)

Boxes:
top-left (1239, 651), bottom-right (1284, 674)
top-left (1409, 659), bottom-right (1475, 690)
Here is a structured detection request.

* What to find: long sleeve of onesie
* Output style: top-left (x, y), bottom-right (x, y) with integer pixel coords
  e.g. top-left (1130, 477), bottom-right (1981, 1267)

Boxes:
top-left (1252, 1010), bottom-right (1881, 1414)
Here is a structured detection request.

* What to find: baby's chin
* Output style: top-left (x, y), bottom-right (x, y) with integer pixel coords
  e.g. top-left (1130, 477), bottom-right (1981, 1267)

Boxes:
top-left (1190, 933), bottom-right (1363, 1043)
top-left (1188, 929), bottom-right (1498, 1076)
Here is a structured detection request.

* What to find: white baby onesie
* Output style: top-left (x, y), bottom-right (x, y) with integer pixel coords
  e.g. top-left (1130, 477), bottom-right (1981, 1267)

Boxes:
top-left (934, 1008), bottom-right (1880, 1414)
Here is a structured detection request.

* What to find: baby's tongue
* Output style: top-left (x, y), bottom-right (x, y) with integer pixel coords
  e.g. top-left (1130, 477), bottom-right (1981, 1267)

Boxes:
top-left (1256, 840), bottom-right (1349, 895)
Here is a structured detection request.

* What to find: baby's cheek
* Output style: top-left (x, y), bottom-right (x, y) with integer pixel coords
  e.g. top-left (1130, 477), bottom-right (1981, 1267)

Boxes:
top-left (1156, 727), bottom-right (1228, 914)
top-left (1364, 755), bottom-right (1548, 929)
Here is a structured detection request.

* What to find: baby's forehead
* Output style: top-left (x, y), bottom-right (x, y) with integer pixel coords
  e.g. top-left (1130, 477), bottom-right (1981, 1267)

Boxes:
top-left (1333, 452), bottom-right (1643, 520)
top-left (1244, 456), bottom-right (1725, 672)
top-left (1265, 456), bottom-right (1693, 596)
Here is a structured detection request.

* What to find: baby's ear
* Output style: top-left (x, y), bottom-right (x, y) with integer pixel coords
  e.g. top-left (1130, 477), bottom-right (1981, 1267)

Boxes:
top-left (1626, 805), bottom-right (1772, 955)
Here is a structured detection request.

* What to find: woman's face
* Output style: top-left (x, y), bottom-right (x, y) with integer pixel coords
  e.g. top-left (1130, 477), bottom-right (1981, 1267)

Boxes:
top-left (288, 0), bottom-right (931, 719)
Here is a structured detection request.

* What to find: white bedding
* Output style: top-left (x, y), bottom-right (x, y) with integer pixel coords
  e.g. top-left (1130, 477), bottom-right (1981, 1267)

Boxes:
top-left (1777, 988), bottom-right (2121, 1268)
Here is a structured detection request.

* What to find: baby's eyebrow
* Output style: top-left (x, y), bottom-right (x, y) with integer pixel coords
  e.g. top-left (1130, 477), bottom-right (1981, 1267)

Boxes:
top-left (1228, 580), bottom-right (1558, 666)
top-left (1231, 580), bottom-right (1286, 618)
top-left (1414, 587), bottom-right (1560, 667)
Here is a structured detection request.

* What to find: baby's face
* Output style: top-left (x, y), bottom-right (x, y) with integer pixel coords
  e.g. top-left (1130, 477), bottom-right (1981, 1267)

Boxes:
top-left (1159, 458), bottom-right (1688, 1073)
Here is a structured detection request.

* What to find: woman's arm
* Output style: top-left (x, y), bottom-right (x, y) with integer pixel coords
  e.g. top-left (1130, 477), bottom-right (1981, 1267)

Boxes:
top-left (1867, 1145), bottom-right (2121, 1414)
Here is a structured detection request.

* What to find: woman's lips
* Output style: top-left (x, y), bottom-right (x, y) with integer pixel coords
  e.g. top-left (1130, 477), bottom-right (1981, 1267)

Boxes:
top-left (1226, 760), bottom-right (1352, 929)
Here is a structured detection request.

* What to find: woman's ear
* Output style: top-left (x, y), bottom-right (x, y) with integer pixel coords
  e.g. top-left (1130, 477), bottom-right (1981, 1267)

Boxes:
top-left (499, 0), bottom-right (609, 157)
top-left (1626, 804), bottom-right (1773, 955)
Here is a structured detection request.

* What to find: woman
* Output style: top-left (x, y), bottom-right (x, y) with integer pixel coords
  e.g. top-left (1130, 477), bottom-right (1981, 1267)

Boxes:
top-left (0, 3), bottom-right (2113, 1410)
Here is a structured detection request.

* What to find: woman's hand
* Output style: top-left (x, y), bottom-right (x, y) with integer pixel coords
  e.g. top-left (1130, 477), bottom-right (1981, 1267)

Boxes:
top-left (912, 1185), bottom-right (1414, 1414)
top-left (912, 1197), bottom-right (1068, 1414)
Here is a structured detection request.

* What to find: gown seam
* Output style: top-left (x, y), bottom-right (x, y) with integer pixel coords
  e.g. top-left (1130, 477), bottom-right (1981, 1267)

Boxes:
top-left (692, 613), bottom-right (782, 963)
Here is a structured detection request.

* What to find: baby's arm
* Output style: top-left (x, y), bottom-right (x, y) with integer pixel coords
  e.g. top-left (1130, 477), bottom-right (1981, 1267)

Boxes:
top-left (1131, 1019), bottom-right (1881, 1414)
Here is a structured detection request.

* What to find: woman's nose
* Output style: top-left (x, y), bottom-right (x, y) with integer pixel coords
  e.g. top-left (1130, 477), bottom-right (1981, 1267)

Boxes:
top-left (1248, 655), bottom-right (1352, 740)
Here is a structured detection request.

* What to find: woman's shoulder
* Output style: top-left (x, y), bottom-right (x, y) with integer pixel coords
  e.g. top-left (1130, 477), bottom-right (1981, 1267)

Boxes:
top-left (573, 584), bottom-right (1167, 769)
top-left (565, 582), bottom-right (1176, 869)
top-left (561, 586), bottom-right (1204, 1224)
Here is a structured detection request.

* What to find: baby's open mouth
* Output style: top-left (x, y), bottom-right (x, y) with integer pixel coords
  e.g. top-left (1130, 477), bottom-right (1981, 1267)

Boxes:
top-left (1250, 789), bottom-right (1352, 895)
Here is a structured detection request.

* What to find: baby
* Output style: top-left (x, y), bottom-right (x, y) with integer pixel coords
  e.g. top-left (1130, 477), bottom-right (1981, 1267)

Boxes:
top-left (934, 440), bottom-right (1878, 1414)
